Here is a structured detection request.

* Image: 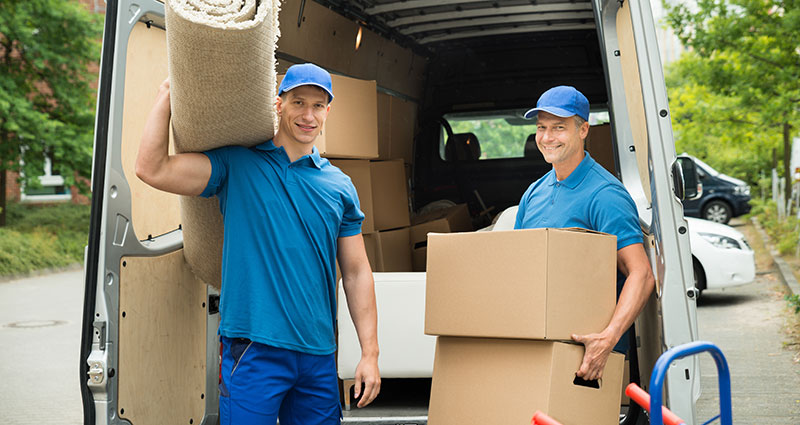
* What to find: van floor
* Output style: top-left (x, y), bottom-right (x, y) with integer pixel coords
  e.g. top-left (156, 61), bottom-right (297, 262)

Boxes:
top-left (342, 378), bottom-right (429, 419)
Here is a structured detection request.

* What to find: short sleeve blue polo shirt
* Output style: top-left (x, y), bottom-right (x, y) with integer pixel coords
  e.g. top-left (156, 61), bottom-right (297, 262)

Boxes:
top-left (514, 152), bottom-right (642, 250)
top-left (514, 152), bottom-right (643, 352)
top-left (200, 140), bottom-right (364, 355)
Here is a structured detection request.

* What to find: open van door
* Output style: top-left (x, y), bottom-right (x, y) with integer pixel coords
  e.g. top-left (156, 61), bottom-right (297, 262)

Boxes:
top-left (601, 0), bottom-right (701, 420)
top-left (79, 1), bottom-right (221, 424)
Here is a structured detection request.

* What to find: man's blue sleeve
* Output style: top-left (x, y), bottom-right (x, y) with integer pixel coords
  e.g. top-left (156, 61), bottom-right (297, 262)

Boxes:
top-left (338, 178), bottom-right (365, 238)
top-left (590, 185), bottom-right (643, 250)
top-left (199, 147), bottom-right (230, 199)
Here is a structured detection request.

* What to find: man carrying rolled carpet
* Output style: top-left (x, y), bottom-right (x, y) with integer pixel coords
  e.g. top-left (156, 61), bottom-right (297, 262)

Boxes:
top-left (136, 63), bottom-right (380, 424)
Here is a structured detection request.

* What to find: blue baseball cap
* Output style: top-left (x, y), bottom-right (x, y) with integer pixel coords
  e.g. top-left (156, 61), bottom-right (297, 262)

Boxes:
top-left (278, 63), bottom-right (334, 102)
top-left (524, 86), bottom-right (589, 121)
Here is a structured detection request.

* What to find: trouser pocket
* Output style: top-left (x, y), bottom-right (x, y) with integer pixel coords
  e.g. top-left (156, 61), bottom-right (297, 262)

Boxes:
top-left (230, 337), bottom-right (253, 377)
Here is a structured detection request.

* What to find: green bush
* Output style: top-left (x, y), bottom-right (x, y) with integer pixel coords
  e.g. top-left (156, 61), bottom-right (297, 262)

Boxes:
top-left (0, 202), bottom-right (90, 276)
top-left (787, 294), bottom-right (800, 315)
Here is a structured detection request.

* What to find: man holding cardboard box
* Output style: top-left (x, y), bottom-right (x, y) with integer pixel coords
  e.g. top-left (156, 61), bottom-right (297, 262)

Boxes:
top-left (136, 63), bottom-right (380, 424)
top-left (515, 85), bottom-right (655, 381)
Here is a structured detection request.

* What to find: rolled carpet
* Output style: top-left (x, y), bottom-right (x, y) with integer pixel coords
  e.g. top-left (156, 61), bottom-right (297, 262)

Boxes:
top-left (165, 0), bottom-right (281, 288)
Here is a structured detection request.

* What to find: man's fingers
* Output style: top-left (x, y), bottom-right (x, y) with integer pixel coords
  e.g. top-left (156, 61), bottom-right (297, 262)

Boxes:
top-left (354, 375), bottom-right (363, 399)
top-left (356, 378), bottom-right (380, 408)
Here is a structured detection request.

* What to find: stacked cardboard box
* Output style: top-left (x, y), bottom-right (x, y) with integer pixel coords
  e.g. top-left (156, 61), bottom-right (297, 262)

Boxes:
top-left (425, 228), bottom-right (625, 425)
top-left (287, 73), bottom-right (419, 272)
top-left (408, 204), bottom-right (473, 272)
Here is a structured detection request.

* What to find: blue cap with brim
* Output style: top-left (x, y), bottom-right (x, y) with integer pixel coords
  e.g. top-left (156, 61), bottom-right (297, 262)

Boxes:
top-left (278, 63), bottom-right (334, 102)
top-left (524, 85), bottom-right (589, 121)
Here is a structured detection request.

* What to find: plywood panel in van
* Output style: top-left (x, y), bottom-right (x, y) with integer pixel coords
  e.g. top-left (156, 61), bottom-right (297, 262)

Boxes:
top-left (121, 22), bottom-right (182, 239)
top-left (118, 250), bottom-right (207, 425)
top-left (616, 2), bottom-right (652, 203)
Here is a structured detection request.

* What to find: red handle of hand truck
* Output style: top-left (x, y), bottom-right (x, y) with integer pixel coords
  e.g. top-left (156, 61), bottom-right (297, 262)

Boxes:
top-left (625, 383), bottom-right (685, 425)
top-left (531, 410), bottom-right (562, 425)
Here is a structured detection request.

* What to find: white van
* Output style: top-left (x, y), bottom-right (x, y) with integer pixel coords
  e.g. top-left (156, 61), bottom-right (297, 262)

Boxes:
top-left (79, 0), bottom-right (702, 424)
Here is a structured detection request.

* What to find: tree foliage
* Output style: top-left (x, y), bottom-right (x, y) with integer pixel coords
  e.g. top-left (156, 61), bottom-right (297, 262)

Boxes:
top-left (665, 0), bottom-right (800, 197)
top-left (0, 0), bottom-right (102, 222)
top-left (665, 53), bottom-right (779, 186)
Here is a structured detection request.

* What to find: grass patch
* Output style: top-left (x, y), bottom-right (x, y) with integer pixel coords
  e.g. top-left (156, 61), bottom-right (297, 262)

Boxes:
top-left (0, 202), bottom-right (90, 276)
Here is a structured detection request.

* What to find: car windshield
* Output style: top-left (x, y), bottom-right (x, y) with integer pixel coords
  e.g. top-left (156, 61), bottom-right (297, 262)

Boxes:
top-left (440, 110), bottom-right (611, 160)
top-left (691, 156), bottom-right (721, 177)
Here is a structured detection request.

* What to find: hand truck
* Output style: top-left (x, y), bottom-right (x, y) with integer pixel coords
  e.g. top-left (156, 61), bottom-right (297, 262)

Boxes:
top-left (626, 341), bottom-right (733, 425)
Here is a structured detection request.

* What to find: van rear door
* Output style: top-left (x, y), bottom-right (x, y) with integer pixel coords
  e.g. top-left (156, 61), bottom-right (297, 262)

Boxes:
top-left (79, 1), bottom-right (221, 424)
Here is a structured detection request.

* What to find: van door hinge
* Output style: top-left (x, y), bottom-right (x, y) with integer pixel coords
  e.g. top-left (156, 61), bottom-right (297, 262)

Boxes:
top-left (86, 349), bottom-right (109, 388)
top-left (88, 361), bottom-right (105, 386)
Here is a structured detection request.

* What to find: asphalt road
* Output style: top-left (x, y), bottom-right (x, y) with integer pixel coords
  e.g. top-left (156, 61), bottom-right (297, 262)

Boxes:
top-left (1, 265), bottom-right (799, 424)
top-left (0, 268), bottom-right (85, 425)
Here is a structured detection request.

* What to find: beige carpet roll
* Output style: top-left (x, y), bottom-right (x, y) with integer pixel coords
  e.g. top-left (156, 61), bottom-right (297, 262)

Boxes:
top-left (165, 0), bottom-right (281, 288)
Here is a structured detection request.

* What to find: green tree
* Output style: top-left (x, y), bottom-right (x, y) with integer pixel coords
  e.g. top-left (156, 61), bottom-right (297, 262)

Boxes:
top-left (0, 0), bottom-right (102, 225)
top-left (665, 53), bottom-right (780, 186)
top-left (665, 0), bottom-right (800, 202)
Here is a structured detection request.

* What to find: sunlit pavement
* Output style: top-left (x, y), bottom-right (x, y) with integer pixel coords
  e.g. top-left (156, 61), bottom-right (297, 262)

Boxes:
top-left (0, 268), bottom-right (85, 425)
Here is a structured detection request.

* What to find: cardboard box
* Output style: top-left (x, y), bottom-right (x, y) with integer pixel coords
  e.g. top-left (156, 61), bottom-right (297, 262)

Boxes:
top-left (333, 159), bottom-right (410, 232)
top-left (411, 246), bottom-right (426, 272)
top-left (377, 92), bottom-right (418, 164)
top-left (587, 123), bottom-right (615, 175)
top-left (363, 228), bottom-right (412, 272)
top-left (278, 73), bottom-right (378, 159)
top-left (330, 160), bottom-right (375, 233)
top-left (371, 159), bottom-right (410, 231)
top-left (409, 204), bottom-right (473, 248)
top-left (429, 337), bottom-right (625, 425)
top-left (425, 228), bottom-right (617, 340)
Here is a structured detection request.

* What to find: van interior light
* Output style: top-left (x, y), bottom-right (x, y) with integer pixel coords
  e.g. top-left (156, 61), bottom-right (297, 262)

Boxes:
top-left (355, 26), bottom-right (362, 51)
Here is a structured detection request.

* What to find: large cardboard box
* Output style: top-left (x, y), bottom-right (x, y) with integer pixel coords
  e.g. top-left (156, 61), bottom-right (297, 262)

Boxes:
top-left (331, 160), bottom-right (375, 233)
top-left (428, 337), bottom-right (625, 425)
top-left (409, 204), bottom-right (473, 247)
top-left (331, 159), bottom-right (410, 233)
top-left (371, 159), bottom-right (410, 231)
top-left (587, 123), bottom-right (615, 175)
top-left (363, 228), bottom-right (412, 272)
top-left (425, 228), bottom-right (617, 340)
top-left (377, 92), bottom-right (418, 164)
top-left (278, 73), bottom-right (378, 159)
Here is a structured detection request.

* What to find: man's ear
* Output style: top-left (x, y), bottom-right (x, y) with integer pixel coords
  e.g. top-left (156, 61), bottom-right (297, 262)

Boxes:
top-left (275, 96), bottom-right (283, 116)
top-left (579, 121), bottom-right (590, 140)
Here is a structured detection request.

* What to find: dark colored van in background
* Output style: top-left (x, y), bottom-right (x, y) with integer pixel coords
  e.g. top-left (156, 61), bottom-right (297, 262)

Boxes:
top-left (678, 154), bottom-right (751, 224)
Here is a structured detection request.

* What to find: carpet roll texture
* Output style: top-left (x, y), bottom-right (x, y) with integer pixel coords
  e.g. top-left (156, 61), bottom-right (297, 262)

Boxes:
top-left (166, 0), bottom-right (280, 288)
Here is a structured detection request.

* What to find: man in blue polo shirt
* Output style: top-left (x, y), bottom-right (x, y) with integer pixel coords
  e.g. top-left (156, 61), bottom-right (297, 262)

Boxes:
top-left (515, 86), bottom-right (655, 381)
top-left (136, 63), bottom-right (380, 424)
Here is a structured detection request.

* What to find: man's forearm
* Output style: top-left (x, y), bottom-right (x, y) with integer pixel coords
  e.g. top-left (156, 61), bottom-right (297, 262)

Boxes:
top-left (342, 267), bottom-right (379, 357)
top-left (604, 268), bottom-right (655, 344)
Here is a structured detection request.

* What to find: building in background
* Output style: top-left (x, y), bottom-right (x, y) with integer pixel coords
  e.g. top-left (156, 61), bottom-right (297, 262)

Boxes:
top-left (650, 0), bottom-right (688, 66)
top-left (3, 0), bottom-right (104, 205)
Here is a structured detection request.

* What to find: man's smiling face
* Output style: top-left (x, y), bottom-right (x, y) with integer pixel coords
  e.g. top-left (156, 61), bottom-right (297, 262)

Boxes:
top-left (276, 85), bottom-right (331, 146)
top-left (535, 111), bottom-right (588, 168)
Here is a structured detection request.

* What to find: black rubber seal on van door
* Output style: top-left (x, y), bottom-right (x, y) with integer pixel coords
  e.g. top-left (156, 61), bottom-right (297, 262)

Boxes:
top-left (80, 1), bottom-right (118, 423)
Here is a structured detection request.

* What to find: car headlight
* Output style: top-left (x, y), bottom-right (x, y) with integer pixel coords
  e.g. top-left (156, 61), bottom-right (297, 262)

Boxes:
top-left (734, 185), bottom-right (750, 196)
top-left (698, 232), bottom-right (742, 249)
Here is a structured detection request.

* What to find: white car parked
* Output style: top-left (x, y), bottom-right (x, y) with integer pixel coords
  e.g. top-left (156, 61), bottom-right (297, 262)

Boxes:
top-left (685, 216), bottom-right (755, 293)
top-left (490, 207), bottom-right (755, 294)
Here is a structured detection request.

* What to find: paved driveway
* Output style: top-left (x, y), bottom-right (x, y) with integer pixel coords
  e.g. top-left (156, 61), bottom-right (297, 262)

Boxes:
top-left (695, 273), bottom-right (800, 424)
top-left (0, 268), bottom-right (85, 425)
